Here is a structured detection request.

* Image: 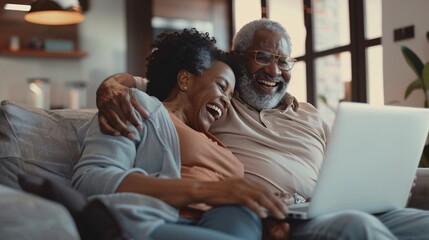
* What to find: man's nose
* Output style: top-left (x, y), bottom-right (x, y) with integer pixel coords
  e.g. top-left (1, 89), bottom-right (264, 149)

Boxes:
top-left (264, 60), bottom-right (282, 77)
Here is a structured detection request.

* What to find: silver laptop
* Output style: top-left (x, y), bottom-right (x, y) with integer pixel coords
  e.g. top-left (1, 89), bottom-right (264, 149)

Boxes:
top-left (287, 102), bottom-right (429, 220)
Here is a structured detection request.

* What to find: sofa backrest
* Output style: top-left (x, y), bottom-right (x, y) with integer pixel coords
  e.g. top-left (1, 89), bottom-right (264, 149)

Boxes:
top-left (0, 100), bottom-right (96, 189)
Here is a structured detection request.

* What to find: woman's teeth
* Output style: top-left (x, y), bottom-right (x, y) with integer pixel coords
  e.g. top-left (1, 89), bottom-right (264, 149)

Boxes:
top-left (207, 104), bottom-right (222, 119)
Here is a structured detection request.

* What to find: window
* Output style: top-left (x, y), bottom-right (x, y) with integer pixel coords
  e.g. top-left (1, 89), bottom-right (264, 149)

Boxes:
top-left (233, 0), bottom-right (261, 33)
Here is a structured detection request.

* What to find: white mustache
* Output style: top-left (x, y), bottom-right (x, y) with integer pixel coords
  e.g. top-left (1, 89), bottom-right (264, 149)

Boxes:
top-left (253, 72), bottom-right (284, 83)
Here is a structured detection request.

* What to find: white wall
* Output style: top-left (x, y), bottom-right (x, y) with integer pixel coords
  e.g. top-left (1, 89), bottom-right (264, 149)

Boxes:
top-left (0, 0), bottom-right (126, 109)
top-left (382, 0), bottom-right (429, 107)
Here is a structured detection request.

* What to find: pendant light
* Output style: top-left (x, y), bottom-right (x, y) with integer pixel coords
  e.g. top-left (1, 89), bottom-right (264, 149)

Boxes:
top-left (24, 0), bottom-right (84, 25)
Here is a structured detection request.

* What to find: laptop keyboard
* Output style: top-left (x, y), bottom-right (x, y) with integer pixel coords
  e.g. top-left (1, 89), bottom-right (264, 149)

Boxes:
top-left (289, 202), bottom-right (310, 212)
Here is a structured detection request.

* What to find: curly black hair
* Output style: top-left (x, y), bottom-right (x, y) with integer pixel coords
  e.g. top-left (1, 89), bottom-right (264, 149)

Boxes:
top-left (145, 28), bottom-right (244, 101)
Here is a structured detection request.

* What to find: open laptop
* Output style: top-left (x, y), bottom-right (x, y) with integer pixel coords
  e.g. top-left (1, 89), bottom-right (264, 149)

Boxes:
top-left (286, 102), bottom-right (429, 220)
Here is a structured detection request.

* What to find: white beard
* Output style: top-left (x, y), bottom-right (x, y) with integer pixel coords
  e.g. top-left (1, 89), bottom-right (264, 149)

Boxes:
top-left (237, 72), bottom-right (288, 111)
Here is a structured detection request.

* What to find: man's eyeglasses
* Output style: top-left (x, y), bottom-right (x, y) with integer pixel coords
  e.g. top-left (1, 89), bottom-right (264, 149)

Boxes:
top-left (248, 50), bottom-right (297, 71)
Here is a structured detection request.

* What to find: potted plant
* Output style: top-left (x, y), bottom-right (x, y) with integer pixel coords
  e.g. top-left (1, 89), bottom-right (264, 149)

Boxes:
top-left (401, 31), bottom-right (429, 167)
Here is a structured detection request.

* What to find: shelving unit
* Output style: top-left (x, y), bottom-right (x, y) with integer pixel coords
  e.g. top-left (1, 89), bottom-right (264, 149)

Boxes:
top-left (0, 8), bottom-right (84, 60)
top-left (0, 49), bottom-right (87, 59)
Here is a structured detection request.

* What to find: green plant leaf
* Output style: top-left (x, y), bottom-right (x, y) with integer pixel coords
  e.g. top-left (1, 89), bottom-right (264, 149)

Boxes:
top-left (422, 63), bottom-right (429, 108)
top-left (404, 79), bottom-right (423, 99)
top-left (318, 95), bottom-right (328, 104)
top-left (419, 154), bottom-right (428, 167)
top-left (420, 145), bottom-right (429, 167)
top-left (422, 63), bottom-right (429, 90)
top-left (401, 46), bottom-right (424, 78)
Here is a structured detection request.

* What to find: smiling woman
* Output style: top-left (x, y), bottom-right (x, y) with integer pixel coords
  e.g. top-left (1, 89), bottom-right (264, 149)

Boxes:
top-left (133, 28), bottom-right (243, 180)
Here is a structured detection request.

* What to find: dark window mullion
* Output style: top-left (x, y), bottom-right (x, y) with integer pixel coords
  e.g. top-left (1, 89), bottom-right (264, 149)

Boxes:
top-left (349, 0), bottom-right (367, 102)
top-left (365, 37), bottom-right (381, 48)
top-left (303, 0), bottom-right (315, 104)
top-left (312, 45), bottom-right (352, 58)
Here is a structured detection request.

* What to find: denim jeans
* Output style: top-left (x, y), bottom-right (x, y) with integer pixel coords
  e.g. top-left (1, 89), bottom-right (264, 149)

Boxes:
top-left (150, 205), bottom-right (262, 240)
top-left (290, 208), bottom-right (429, 240)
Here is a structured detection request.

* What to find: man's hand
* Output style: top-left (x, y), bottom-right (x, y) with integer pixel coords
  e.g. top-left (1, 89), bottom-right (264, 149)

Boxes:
top-left (263, 218), bottom-right (290, 240)
top-left (96, 73), bottom-right (149, 140)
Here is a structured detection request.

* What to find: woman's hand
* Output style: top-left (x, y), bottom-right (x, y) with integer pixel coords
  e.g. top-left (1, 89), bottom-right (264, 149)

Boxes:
top-left (118, 174), bottom-right (288, 220)
top-left (195, 178), bottom-right (288, 220)
top-left (96, 73), bottom-right (149, 139)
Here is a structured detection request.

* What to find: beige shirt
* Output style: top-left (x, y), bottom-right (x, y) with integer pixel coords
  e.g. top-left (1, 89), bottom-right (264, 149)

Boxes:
top-left (209, 93), bottom-right (331, 199)
top-left (168, 112), bottom-right (244, 215)
top-left (168, 112), bottom-right (244, 182)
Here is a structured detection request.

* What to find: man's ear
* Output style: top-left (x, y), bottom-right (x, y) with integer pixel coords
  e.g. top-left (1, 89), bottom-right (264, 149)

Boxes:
top-left (177, 70), bottom-right (192, 91)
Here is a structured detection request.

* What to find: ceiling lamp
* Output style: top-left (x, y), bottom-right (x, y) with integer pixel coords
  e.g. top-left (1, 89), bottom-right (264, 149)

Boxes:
top-left (24, 0), bottom-right (84, 25)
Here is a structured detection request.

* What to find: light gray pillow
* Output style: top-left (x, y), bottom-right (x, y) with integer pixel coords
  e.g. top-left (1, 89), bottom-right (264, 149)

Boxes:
top-left (0, 100), bottom-right (96, 189)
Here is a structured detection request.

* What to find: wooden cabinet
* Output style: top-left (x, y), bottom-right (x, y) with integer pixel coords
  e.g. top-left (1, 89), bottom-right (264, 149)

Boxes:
top-left (0, 0), bottom-right (86, 59)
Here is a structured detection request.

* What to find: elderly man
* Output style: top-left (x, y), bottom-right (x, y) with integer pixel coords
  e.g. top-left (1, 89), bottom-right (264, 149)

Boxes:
top-left (96, 19), bottom-right (429, 239)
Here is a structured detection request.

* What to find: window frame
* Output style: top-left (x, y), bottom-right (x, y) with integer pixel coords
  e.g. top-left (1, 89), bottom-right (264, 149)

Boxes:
top-left (294, 0), bottom-right (382, 105)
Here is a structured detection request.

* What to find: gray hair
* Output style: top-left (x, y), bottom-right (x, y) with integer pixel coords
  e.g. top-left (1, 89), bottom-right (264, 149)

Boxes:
top-left (232, 18), bottom-right (292, 54)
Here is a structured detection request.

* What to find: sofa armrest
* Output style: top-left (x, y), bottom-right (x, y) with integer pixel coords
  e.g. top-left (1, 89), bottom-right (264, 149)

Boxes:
top-left (407, 168), bottom-right (429, 210)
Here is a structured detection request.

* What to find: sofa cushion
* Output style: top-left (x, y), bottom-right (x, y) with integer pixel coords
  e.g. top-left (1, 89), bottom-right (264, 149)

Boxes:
top-left (0, 184), bottom-right (80, 240)
top-left (0, 100), bottom-right (96, 189)
top-left (18, 173), bottom-right (140, 240)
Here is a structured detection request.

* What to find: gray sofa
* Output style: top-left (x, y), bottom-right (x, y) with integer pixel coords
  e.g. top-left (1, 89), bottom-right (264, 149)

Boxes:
top-left (0, 100), bottom-right (96, 239)
top-left (1, 100), bottom-right (429, 239)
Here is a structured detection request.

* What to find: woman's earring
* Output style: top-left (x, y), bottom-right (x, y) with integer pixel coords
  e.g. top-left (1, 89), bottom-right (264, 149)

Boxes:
top-left (181, 86), bottom-right (188, 91)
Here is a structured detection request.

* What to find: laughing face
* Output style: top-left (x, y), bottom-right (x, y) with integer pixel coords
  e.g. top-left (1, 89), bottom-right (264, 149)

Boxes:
top-left (237, 29), bottom-right (292, 111)
top-left (185, 60), bottom-right (235, 132)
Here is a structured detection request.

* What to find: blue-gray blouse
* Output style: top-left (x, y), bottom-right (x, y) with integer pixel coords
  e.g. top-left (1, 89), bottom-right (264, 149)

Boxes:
top-left (72, 89), bottom-right (182, 236)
